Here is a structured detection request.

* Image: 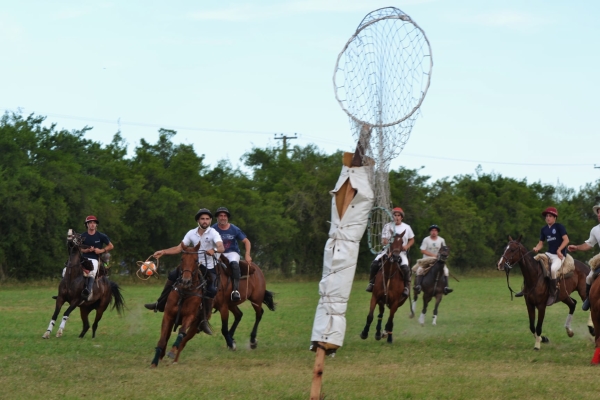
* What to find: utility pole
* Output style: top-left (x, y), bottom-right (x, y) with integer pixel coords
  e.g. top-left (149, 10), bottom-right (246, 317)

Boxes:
top-left (274, 133), bottom-right (297, 157)
top-left (595, 164), bottom-right (600, 169)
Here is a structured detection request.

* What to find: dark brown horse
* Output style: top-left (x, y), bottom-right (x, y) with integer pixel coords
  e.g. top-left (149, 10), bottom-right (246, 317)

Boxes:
top-left (151, 242), bottom-right (205, 367)
top-left (169, 256), bottom-right (276, 354)
top-left (410, 246), bottom-right (450, 326)
top-left (587, 264), bottom-right (600, 364)
top-left (360, 231), bottom-right (408, 343)
top-left (42, 230), bottom-right (124, 339)
top-left (497, 236), bottom-right (589, 350)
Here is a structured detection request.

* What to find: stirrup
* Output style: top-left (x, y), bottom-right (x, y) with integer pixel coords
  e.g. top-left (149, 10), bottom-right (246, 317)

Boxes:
top-left (144, 302), bottom-right (158, 312)
top-left (443, 287), bottom-right (453, 295)
top-left (231, 290), bottom-right (241, 301)
top-left (514, 291), bottom-right (524, 297)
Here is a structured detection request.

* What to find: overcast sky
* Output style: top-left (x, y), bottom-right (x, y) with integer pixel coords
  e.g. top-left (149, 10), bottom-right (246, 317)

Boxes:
top-left (2, 0), bottom-right (599, 190)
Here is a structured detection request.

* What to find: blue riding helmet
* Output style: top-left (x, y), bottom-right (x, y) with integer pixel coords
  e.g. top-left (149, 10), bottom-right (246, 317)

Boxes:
top-left (429, 224), bottom-right (440, 233)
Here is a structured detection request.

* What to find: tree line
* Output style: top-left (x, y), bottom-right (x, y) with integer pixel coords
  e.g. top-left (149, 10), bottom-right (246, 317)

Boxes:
top-left (1, 112), bottom-right (599, 280)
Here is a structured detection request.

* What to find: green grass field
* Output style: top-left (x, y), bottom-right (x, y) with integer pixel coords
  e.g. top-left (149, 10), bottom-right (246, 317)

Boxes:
top-left (0, 274), bottom-right (597, 399)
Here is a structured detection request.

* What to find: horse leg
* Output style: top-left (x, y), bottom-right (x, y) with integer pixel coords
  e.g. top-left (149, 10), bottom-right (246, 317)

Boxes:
top-left (228, 304), bottom-right (243, 339)
top-left (410, 292), bottom-right (418, 318)
top-left (563, 296), bottom-right (576, 338)
top-left (78, 307), bottom-right (91, 338)
top-left (533, 305), bottom-right (549, 350)
top-left (384, 304), bottom-right (399, 344)
top-left (248, 303), bottom-right (264, 350)
top-left (591, 304), bottom-right (600, 364)
top-left (43, 298), bottom-right (65, 339)
top-left (419, 295), bottom-right (430, 326)
top-left (218, 304), bottom-right (235, 350)
top-left (375, 303), bottom-right (385, 340)
top-left (432, 294), bottom-right (443, 326)
top-left (360, 296), bottom-right (377, 340)
top-left (56, 303), bottom-right (78, 338)
top-left (151, 312), bottom-right (175, 367)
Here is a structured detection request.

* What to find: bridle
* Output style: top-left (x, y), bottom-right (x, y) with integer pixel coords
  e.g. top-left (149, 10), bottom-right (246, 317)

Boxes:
top-left (499, 241), bottom-right (535, 300)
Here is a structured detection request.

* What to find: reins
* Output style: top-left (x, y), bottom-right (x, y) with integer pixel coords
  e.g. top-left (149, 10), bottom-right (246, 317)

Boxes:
top-left (501, 242), bottom-right (536, 300)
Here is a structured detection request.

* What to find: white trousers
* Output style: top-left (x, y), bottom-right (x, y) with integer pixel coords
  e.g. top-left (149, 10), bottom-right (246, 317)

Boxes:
top-left (221, 252), bottom-right (240, 263)
top-left (586, 270), bottom-right (594, 285)
top-left (63, 258), bottom-right (98, 278)
top-left (545, 252), bottom-right (563, 279)
top-left (375, 251), bottom-right (408, 266)
top-left (416, 265), bottom-right (449, 276)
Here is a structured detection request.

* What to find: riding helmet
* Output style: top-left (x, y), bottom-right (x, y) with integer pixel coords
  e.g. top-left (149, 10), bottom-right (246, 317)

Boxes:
top-left (428, 224), bottom-right (440, 233)
top-left (215, 207), bottom-right (231, 218)
top-left (195, 208), bottom-right (213, 221)
top-left (392, 207), bottom-right (404, 217)
top-left (84, 215), bottom-right (99, 226)
top-left (593, 203), bottom-right (600, 215)
top-left (541, 207), bottom-right (558, 218)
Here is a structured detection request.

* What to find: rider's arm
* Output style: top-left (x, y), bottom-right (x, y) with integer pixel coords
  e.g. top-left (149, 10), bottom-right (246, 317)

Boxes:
top-left (533, 240), bottom-right (544, 252)
top-left (154, 243), bottom-right (183, 258)
top-left (215, 240), bottom-right (225, 254)
top-left (421, 249), bottom-right (436, 257)
top-left (557, 235), bottom-right (569, 257)
top-left (403, 237), bottom-right (415, 252)
top-left (568, 243), bottom-right (593, 252)
top-left (99, 242), bottom-right (114, 254)
top-left (242, 238), bottom-right (252, 263)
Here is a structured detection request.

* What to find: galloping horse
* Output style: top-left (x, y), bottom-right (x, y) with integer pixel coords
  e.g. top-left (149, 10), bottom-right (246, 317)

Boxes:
top-left (497, 236), bottom-right (589, 350)
top-left (43, 230), bottom-right (125, 339)
top-left (586, 254), bottom-right (600, 364)
top-left (360, 231), bottom-right (408, 343)
top-left (410, 245), bottom-right (451, 326)
top-left (170, 256), bottom-right (276, 353)
top-left (151, 242), bottom-right (205, 367)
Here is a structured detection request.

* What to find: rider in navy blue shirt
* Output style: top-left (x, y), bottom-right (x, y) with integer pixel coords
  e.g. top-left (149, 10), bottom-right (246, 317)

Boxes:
top-left (212, 207), bottom-right (252, 301)
top-left (80, 216), bottom-right (114, 299)
top-left (532, 207), bottom-right (569, 306)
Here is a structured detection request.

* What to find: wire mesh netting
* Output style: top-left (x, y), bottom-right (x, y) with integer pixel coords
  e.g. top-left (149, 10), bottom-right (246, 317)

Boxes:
top-left (333, 7), bottom-right (433, 253)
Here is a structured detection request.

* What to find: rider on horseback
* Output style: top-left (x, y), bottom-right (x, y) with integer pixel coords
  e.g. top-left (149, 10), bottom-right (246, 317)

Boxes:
top-left (414, 224), bottom-right (453, 295)
top-left (212, 207), bottom-right (252, 302)
top-left (567, 202), bottom-right (600, 311)
top-left (80, 216), bottom-right (113, 300)
top-left (532, 207), bottom-right (570, 306)
top-left (144, 208), bottom-right (225, 335)
top-left (366, 207), bottom-right (414, 296)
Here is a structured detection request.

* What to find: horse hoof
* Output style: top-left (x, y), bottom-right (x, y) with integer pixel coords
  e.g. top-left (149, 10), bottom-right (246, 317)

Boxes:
top-left (541, 336), bottom-right (550, 343)
top-left (150, 364), bottom-right (157, 368)
top-left (533, 347), bottom-right (539, 351)
top-left (56, 330), bottom-right (63, 338)
top-left (167, 351), bottom-right (176, 359)
top-left (409, 314), bottom-right (414, 319)
top-left (375, 333), bottom-right (382, 341)
top-left (360, 332), bottom-right (368, 340)
top-left (386, 337), bottom-right (393, 344)
top-left (250, 340), bottom-right (258, 350)
top-left (566, 328), bottom-right (574, 338)
top-left (42, 331), bottom-right (50, 339)
top-left (228, 341), bottom-right (237, 351)
top-left (381, 330), bottom-right (388, 338)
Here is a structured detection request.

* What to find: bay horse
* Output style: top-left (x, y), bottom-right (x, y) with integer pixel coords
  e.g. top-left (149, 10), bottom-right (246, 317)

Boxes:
top-left (586, 255), bottom-right (600, 364)
top-left (169, 256), bottom-right (276, 354)
top-left (360, 230), bottom-right (408, 343)
top-left (410, 245), bottom-right (451, 326)
top-left (43, 230), bottom-right (124, 339)
top-left (151, 242), bottom-right (206, 367)
top-left (497, 235), bottom-right (589, 350)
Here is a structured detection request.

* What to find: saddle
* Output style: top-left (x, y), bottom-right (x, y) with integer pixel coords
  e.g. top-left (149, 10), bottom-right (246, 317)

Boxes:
top-left (534, 253), bottom-right (575, 279)
top-left (411, 258), bottom-right (446, 275)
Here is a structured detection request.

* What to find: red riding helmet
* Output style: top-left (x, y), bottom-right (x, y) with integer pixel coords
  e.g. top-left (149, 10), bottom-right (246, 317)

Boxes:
top-left (392, 207), bottom-right (404, 217)
top-left (541, 207), bottom-right (558, 218)
top-left (84, 215), bottom-right (99, 226)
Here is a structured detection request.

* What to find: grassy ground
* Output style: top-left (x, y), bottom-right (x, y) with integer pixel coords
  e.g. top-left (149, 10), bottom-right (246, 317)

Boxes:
top-left (0, 274), bottom-right (597, 399)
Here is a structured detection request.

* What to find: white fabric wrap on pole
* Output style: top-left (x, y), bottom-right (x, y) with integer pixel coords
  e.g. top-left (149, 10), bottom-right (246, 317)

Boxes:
top-left (311, 164), bottom-right (374, 347)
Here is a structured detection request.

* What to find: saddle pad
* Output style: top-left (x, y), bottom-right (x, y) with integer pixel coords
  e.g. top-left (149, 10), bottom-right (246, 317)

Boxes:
top-left (588, 253), bottom-right (600, 271)
top-left (534, 253), bottom-right (575, 277)
top-left (411, 258), bottom-right (447, 275)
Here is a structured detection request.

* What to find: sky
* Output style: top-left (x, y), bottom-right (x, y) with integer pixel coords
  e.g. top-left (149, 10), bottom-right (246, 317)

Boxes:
top-left (2, 0), bottom-right (600, 190)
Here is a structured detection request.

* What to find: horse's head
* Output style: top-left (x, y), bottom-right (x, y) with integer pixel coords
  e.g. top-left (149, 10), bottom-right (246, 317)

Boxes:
top-left (180, 242), bottom-right (201, 289)
top-left (497, 235), bottom-right (524, 271)
top-left (389, 230), bottom-right (406, 263)
top-left (437, 245), bottom-right (450, 262)
top-left (67, 229), bottom-right (84, 249)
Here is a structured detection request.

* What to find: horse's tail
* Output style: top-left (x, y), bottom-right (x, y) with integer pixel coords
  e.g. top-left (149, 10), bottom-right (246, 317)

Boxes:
top-left (263, 290), bottom-right (276, 311)
top-left (109, 280), bottom-right (125, 315)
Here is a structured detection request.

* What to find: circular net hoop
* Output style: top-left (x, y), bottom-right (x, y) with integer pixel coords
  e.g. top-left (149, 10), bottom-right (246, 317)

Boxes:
top-left (367, 207), bottom-right (393, 254)
top-left (333, 7), bottom-right (433, 253)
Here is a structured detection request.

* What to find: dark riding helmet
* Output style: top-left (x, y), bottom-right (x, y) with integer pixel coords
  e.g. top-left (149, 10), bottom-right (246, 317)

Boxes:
top-left (428, 224), bottom-right (440, 233)
top-left (215, 207), bottom-right (231, 218)
top-left (194, 208), bottom-right (212, 221)
top-left (84, 215), bottom-right (99, 226)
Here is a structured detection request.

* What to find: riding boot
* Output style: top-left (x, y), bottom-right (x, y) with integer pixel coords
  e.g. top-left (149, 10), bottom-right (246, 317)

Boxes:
top-left (144, 279), bottom-right (174, 312)
top-left (582, 284), bottom-right (592, 311)
top-left (230, 261), bottom-right (241, 301)
top-left (515, 290), bottom-right (524, 297)
top-left (414, 275), bottom-right (423, 294)
top-left (81, 276), bottom-right (94, 300)
top-left (443, 275), bottom-right (453, 295)
top-left (546, 278), bottom-right (558, 306)
top-left (366, 259), bottom-right (380, 292)
top-left (400, 264), bottom-right (410, 297)
top-left (199, 297), bottom-right (213, 335)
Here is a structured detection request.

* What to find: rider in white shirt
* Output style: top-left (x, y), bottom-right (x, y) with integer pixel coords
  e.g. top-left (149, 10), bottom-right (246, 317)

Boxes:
top-left (414, 225), bottom-right (453, 295)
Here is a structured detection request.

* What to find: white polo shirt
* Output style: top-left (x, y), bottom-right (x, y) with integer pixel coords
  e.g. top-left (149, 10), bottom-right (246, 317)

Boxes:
top-left (182, 227), bottom-right (223, 269)
top-left (585, 225), bottom-right (600, 249)
top-left (420, 236), bottom-right (447, 259)
top-left (381, 222), bottom-right (415, 249)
